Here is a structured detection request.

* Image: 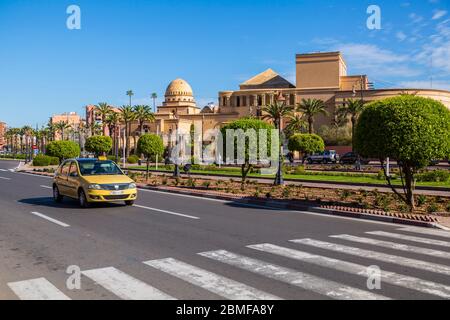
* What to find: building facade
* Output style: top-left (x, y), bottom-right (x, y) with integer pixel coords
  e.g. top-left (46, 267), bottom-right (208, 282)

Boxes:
top-left (85, 51), bottom-right (450, 151)
top-left (0, 122), bottom-right (6, 150)
top-left (50, 112), bottom-right (83, 141)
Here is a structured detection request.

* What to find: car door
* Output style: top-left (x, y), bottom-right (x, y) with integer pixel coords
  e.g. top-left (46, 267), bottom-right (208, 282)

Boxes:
top-left (66, 161), bottom-right (80, 198)
top-left (55, 161), bottom-right (71, 196)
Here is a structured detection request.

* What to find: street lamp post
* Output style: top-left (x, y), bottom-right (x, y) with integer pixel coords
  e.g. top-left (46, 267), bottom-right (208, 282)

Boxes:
top-left (173, 112), bottom-right (180, 178)
top-left (274, 92), bottom-right (285, 186)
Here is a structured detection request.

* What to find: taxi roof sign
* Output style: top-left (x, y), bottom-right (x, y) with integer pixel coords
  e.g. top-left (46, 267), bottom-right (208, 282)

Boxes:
top-left (98, 156), bottom-right (107, 161)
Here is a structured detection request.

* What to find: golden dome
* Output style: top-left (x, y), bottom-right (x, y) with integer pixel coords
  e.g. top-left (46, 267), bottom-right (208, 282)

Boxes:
top-left (165, 78), bottom-right (194, 97)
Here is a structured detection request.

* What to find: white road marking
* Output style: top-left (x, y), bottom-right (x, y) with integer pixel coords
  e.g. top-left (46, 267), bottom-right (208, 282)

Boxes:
top-left (398, 227), bottom-right (450, 238)
top-left (40, 185), bottom-right (52, 189)
top-left (8, 278), bottom-right (70, 300)
top-left (144, 258), bottom-right (280, 300)
top-left (138, 189), bottom-right (405, 228)
top-left (15, 172), bottom-right (53, 179)
top-left (82, 267), bottom-right (174, 300)
top-left (0, 169), bottom-right (7, 171)
top-left (0, 176), bottom-right (11, 180)
top-left (199, 250), bottom-right (389, 300)
top-left (138, 188), bottom-right (229, 203)
top-left (30, 212), bottom-right (70, 228)
top-left (134, 204), bottom-right (199, 220)
top-left (366, 231), bottom-right (450, 248)
top-left (249, 243), bottom-right (450, 299)
top-left (292, 239), bottom-right (450, 276)
top-left (331, 234), bottom-right (450, 260)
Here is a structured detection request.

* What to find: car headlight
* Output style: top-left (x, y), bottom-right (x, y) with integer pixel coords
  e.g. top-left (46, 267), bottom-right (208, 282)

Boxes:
top-left (128, 183), bottom-right (137, 189)
top-left (88, 184), bottom-right (102, 190)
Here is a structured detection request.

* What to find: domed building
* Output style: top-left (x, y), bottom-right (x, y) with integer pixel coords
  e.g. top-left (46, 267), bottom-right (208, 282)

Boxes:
top-left (149, 78), bottom-right (235, 143)
top-left (158, 78), bottom-right (199, 114)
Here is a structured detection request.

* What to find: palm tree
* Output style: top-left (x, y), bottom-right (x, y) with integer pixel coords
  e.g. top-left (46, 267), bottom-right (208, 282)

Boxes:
top-left (21, 126), bottom-right (33, 158)
top-left (9, 128), bottom-right (21, 154)
top-left (284, 114), bottom-right (307, 138)
top-left (126, 90), bottom-right (134, 107)
top-left (105, 112), bottom-right (121, 156)
top-left (151, 93), bottom-right (158, 112)
top-left (338, 99), bottom-right (365, 149)
top-left (119, 105), bottom-right (136, 158)
top-left (5, 129), bottom-right (14, 153)
top-left (262, 100), bottom-right (294, 185)
top-left (296, 98), bottom-right (328, 134)
top-left (262, 101), bottom-right (294, 130)
top-left (54, 121), bottom-right (71, 141)
top-left (134, 105), bottom-right (155, 135)
top-left (95, 102), bottom-right (112, 136)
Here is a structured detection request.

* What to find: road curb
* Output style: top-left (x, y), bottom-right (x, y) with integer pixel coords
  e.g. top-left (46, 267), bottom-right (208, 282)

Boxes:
top-left (137, 183), bottom-right (449, 231)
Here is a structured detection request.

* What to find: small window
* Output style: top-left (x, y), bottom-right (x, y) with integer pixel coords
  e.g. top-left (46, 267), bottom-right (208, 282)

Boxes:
top-left (69, 162), bottom-right (78, 176)
top-left (61, 162), bottom-right (71, 176)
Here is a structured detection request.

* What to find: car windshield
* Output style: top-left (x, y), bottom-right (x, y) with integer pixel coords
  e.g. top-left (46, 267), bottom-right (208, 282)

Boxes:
top-left (78, 160), bottom-right (123, 176)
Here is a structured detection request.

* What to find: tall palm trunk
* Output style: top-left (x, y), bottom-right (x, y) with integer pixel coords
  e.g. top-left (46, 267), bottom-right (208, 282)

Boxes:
top-left (308, 118), bottom-right (313, 134)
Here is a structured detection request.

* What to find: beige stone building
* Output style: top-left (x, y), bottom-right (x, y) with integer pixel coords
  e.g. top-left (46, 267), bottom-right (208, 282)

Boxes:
top-left (50, 112), bottom-right (82, 141)
top-left (85, 51), bottom-right (450, 151)
top-left (0, 121), bottom-right (7, 150)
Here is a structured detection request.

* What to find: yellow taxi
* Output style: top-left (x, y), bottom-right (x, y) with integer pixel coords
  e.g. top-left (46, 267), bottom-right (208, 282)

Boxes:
top-left (52, 158), bottom-right (137, 208)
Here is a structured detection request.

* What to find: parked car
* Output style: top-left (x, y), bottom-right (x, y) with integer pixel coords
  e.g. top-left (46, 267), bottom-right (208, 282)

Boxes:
top-left (339, 152), bottom-right (370, 165)
top-left (306, 150), bottom-right (339, 164)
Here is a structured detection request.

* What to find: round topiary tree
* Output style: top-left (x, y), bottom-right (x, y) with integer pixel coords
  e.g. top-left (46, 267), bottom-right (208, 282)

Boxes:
top-left (84, 136), bottom-right (113, 157)
top-left (354, 95), bottom-right (450, 210)
top-left (46, 141), bottom-right (80, 163)
top-left (220, 118), bottom-right (274, 182)
top-left (137, 134), bottom-right (164, 181)
top-left (288, 133), bottom-right (325, 162)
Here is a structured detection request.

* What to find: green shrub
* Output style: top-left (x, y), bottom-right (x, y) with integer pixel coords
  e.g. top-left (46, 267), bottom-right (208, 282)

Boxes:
top-left (46, 141), bottom-right (80, 162)
top-left (84, 136), bottom-right (112, 156)
top-left (294, 165), bottom-right (306, 175)
top-left (107, 155), bottom-right (118, 162)
top-left (288, 134), bottom-right (325, 155)
top-left (33, 155), bottom-right (51, 166)
top-left (416, 170), bottom-right (450, 182)
top-left (417, 195), bottom-right (427, 207)
top-left (127, 155), bottom-right (140, 164)
top-left (426, 202), bottom-right (439, 214)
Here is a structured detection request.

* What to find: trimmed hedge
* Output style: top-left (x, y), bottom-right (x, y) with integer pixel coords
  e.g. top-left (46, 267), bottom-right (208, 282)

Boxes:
top-left (416, 170), bottom-right (450, 182)
top-left (32, 155), bottom-right (60, 166)
top-left (127, 155), bottom-right (140, 164)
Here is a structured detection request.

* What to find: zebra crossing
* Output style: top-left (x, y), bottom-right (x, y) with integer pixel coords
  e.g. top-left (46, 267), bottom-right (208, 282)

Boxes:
top-left (6, 227), bottom-right (450, 300)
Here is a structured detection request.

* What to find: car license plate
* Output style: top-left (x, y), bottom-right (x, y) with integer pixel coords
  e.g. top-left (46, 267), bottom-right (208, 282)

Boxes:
top-left (110, 191), bottom-right (124, 195)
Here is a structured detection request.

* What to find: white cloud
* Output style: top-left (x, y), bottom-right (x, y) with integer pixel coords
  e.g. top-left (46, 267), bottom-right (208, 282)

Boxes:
top-left (409, 13), bottom-right (424, 23)
top-left (432, 10), bottom-right (447, 20)
top-left (333, 43), bottom-right (421, 78)
top-left (396, 31), bottom-right (407, 41)
top-left (399, 80), bottom-right (450, 90)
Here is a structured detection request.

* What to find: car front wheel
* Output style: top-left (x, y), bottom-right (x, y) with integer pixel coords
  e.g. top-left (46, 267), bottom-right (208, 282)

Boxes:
top-left (53, 185), bottom-right (63, 203)
top-left (78, 189), bottom-right (90, 208)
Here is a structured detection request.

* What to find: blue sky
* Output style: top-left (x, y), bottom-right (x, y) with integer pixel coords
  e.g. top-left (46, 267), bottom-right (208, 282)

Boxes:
top-left (1, 0), bottom-right (449, 128)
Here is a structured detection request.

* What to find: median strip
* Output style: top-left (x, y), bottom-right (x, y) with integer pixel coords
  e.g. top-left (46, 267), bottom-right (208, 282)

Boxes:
top-left (30, 211), bottom-right (70, 227)
top-left (133, 204), bottom-right (199, 220)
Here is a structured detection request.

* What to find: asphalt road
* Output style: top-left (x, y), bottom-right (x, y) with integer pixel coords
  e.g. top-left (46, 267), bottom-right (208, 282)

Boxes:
top-left (1, 159), bottom-right (450, 300)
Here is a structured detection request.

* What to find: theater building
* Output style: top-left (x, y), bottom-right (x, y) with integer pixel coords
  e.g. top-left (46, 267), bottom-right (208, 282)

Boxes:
top-left (85, 51), bottom-right (450, 150)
